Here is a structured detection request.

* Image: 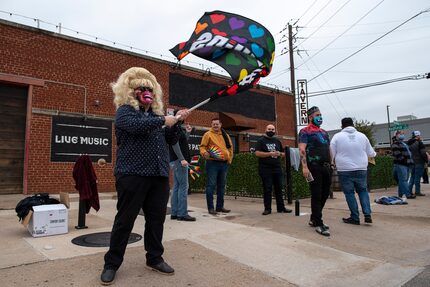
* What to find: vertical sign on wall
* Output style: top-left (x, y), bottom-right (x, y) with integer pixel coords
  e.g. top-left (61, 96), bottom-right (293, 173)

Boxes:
top-left (297, 79), bottom-right (308, 126)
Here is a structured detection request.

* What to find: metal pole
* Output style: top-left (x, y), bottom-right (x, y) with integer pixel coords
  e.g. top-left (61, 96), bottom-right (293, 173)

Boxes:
top-left (386, 105), bottom-right (391, 146)
top-left (285, 146), bottom-right (293, 204)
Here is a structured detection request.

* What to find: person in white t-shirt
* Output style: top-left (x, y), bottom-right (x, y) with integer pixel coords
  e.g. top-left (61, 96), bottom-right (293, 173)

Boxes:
top-left (330, 118), bottom-right (376, 225)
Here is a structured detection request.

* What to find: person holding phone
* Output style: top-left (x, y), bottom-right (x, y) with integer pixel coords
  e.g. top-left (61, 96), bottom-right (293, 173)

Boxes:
top-left (298, 106), bottom-right (332, 237)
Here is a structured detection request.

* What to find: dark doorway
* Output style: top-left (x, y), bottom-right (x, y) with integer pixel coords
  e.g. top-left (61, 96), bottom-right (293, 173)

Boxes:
top-left (0, 85), bottom-right (28, 194)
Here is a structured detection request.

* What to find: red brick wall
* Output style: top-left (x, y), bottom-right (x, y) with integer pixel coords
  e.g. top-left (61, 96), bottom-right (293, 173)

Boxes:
top-left (0, 21), bottom-right (296, 194)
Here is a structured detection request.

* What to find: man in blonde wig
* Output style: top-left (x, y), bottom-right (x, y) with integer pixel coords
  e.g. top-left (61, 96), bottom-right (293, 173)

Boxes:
top-left (101, 67), bottom-right (189, 285)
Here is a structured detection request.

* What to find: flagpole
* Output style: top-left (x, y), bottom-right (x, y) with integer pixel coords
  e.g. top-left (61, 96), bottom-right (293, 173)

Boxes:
top-left (175, 98), bottom-right (211, 119)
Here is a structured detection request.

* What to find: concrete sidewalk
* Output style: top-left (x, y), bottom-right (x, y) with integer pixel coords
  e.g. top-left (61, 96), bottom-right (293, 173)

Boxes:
top-left (0, 184), bottom-right (429, 286)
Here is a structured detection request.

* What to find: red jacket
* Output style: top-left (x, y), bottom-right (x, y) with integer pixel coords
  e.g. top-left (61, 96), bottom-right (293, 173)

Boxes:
top-left (73, 155), bottom-right (100, 213)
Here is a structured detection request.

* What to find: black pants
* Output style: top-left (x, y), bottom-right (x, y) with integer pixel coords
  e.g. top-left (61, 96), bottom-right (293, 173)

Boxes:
top-left (308, 163), bottom-right (332, 226)
top-left (260, 171), bottom-right (285, 212)
top-left (104, 175), bottom-right (170, 270)
top-left (423, 167), bottom-right (429, 183)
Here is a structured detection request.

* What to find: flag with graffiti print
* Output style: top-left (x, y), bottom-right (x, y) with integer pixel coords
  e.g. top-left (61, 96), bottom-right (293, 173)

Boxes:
top-left (170, 10), bottom-right (275, 101)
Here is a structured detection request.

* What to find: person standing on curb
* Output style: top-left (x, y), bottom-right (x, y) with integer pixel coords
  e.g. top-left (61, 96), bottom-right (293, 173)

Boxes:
top-left (255, 124), bottom-right (292, 215)
top-left (169, 117), bottom-right (196, 221)
top-left (101, 67), bottom-right (189, 285)
top-left (200, 118), bottom-right (233, 215)
top-left (391, 130), bottom-right (415, 199)
top-left (407, 131), bottom-right (427, 196)
top-left (330, 118), bottom-right (376, 225)
top-left (299, 106), bottom-right (332, 237)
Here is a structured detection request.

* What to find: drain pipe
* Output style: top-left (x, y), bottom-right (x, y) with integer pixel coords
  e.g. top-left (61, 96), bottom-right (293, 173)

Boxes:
top-left (44, 79), bottom-right (88, 115)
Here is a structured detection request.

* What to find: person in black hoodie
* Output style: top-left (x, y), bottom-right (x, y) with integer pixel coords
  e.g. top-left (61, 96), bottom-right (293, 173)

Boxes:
top-left (407, 131), bottom-right (427, 196)
top-left (391, 131), bottom-right (414, 198)
top-left (169, 115), bottom-right (196, 222)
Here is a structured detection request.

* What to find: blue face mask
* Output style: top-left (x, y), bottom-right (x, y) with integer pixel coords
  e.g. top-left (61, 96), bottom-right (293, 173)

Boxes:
top-left (312, 116), bottom-right (323, 126)
top-left (398, 134), bottom-right (405, 140)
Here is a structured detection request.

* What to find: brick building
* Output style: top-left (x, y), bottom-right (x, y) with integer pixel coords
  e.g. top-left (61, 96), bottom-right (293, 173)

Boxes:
top-left (0, 19), bottom-right (296, 195)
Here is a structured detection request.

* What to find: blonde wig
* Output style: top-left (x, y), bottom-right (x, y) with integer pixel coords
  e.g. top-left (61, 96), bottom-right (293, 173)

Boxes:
top-left (112, 67), bottom-right (164, 115)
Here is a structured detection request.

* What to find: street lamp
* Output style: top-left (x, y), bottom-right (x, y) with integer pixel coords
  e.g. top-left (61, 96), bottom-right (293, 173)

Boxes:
top-left (386, 105), bottom-right (391, 146)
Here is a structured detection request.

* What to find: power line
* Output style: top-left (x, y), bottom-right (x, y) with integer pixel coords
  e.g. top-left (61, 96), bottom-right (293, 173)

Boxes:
top-left (308, 7), bottom-right (430, 83)
top-left (302, 0), bottom-right (333, 27)
top-left (307, 73), bottom-right (429, 97)
top-left (296, 0), bottom-right (352, 47)
top-left (296, 0), bottom-right (385, 70)
top-left (293, 0), bottom-right (318, 26)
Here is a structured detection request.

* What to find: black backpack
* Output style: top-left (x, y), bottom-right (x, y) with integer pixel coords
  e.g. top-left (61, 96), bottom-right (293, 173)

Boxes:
top-left (15, 193), bottom-right (60, 222)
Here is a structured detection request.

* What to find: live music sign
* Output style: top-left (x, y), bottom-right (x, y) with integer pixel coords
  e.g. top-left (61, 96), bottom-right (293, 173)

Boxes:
top-left (297, 79), bottom-right (309, 126)
top-left (51, 116), bottom-right (112, 163)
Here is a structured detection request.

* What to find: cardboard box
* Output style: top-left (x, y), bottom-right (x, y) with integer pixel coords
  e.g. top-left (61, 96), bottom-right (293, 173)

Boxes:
top-left (27, 204), bottom-right (68, 237)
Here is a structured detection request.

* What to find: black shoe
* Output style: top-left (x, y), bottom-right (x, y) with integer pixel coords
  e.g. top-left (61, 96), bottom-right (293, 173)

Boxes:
top-left (170, 215), bottom-right (177, 220)
top-left (416, 193), bottom-right (426, 196)
top-left (364, 216), bottom-right (373, 223)
top-left (309, 220), bottom-right (329, 230)
top-left (216, 208), bottom-right (231, 213)
top-left (177, 215), bottom-right (196, 221)
top-left (277, 208), bottom-right (292, 213)
top-left (342, 217), bottom-right (360, 225)
top-left (315, 226), bottom-right (330, 236)
top-left (406, 195), bottom-right (416, 199)
top-left (146, 261), bottom-right (175, 275)
top-left (262, 210), bottom-right (271, 215)
top-left (100, 269), bottom-right (116, 285)
top-left (208, 208), bottom-right (218, 215)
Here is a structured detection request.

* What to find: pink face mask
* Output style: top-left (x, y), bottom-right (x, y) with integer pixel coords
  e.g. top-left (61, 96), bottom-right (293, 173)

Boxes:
top-left (135, 87), bottom-right (153, 105)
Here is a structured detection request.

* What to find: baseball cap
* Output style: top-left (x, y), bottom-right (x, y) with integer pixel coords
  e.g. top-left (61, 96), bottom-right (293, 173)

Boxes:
top-left (412, 131), bottom-right (421, 137)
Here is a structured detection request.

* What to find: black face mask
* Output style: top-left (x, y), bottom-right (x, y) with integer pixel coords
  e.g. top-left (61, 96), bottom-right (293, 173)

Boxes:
top-left (266, 131), bottom-right (275, 137)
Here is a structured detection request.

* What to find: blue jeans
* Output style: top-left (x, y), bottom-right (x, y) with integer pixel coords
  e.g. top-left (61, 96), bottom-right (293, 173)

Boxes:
top-left (170, 160), bottom-right (189, 217)
top-left (338, 170), bottom-right (371, 222)
top-left (205, 160), bottom-right (228, 210)
top-left (409, 163), bottom-right (424, 195)
top-left (393, 164), bottom-right (411, 197)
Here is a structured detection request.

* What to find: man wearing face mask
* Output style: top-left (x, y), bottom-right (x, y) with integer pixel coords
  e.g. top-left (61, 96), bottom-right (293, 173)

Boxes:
top-left (255, 124), bottom-right (292, 215)
top-left (298, 106), bottom-right (332, 237)
top-left (101, 67), bottom-right (189, 285)
top-left (391, 130), bottom-right (415, 199)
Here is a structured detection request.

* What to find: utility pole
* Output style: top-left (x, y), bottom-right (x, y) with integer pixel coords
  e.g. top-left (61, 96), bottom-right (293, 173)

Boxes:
top-left (288, 24), bottom-right (298, 147)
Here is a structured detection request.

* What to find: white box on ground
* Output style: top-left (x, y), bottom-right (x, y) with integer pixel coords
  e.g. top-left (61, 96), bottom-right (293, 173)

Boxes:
top-left (28, 204), bottom-right (68, 237)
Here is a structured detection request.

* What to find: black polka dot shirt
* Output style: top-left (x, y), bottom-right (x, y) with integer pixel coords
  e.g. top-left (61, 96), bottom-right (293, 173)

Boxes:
top-left (114, 105), bottom-right (179, 177)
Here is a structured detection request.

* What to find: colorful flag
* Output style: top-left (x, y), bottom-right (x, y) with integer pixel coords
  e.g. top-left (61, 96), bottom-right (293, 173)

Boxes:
top-left (170, 11), bottom-right (275, 101)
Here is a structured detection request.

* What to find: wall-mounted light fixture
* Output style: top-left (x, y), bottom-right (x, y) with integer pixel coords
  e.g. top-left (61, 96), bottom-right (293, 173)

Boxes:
top-left (242, 133), bottom-right (250, 142)
top-left (94, 100), bottom-right (100, 107)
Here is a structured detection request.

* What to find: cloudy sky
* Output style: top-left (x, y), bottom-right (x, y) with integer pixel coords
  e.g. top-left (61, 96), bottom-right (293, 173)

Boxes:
top-left (1, 0), bottom-right (429, 130)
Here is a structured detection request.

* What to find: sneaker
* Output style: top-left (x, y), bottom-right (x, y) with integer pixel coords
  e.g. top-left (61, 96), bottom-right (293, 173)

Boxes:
top-left (208, 208), bottom-right (218, 215)
top-left (262, 210), bottom-right (271, 215)
top-left (406, 195), bottom-right (416, 199)
top-left (342, 217), bottom-right (360, 225)
top-left (364, 216), bottom-right (372, 223)
top-left (146, 261), bottom-right (174, 275)
top-left (100, 269), bottom-right (116, 285)
top-left (309, 220), bottom-right (329, 230)
top-left (216, 207), bottom-right (231, 213)
top-left (170, 215), bottom-right (177, 220)
top-left (177, 215), bottom-right (196, 221)
top-left (315, 226), bottom-right (330, 236)
top-left (277, 208), bottom-right (292, 213)
top-left (416, 193), bottom-right (426, 196)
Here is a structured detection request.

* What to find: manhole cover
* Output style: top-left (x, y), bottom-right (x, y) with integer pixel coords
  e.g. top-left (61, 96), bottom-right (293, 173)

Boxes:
top-left (71, 232), bottom-right (142, 247)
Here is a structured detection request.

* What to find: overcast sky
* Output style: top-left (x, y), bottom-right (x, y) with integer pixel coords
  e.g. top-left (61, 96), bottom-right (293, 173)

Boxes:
top-left (1, 0), bottom-right (429, 130)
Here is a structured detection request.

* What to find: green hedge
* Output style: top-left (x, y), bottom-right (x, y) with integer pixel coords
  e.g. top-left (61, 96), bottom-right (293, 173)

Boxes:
top-left (189, 153), bottom-right (396, 198)
top-left (368, 155), bottom-right (396, 189)
top-left (189, 153), bottom-right (310, 199)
